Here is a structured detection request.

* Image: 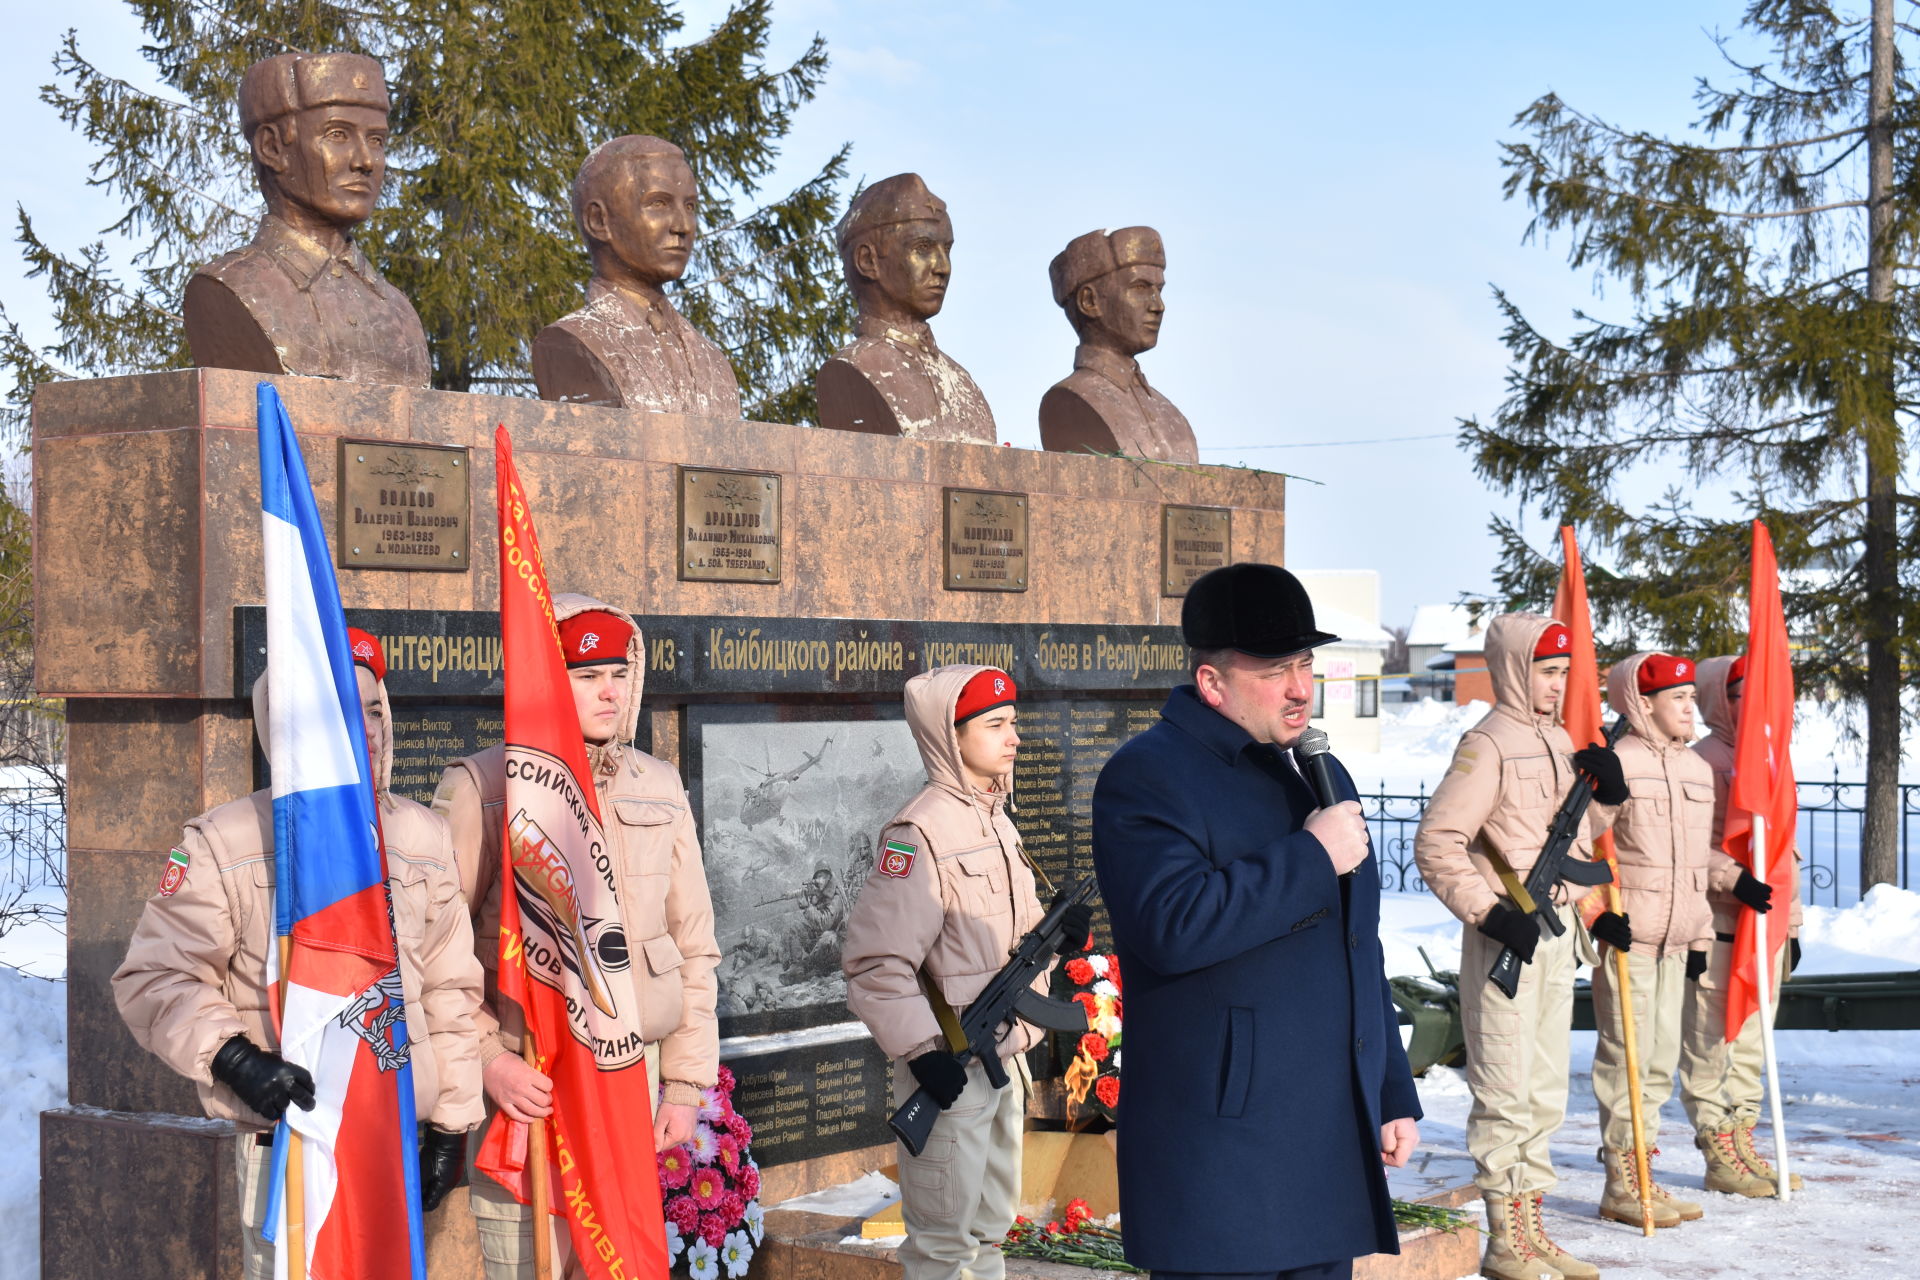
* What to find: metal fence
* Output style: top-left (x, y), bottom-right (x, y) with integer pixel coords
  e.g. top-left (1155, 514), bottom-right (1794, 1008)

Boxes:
top-left (0, 785), bottom-right (66, 893)
top-left (1362, 778), bottom-right (1920, 908)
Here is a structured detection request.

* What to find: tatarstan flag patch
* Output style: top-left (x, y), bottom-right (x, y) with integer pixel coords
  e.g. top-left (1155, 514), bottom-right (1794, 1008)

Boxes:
top-left (157, 849), bottom-right (190, 898)
top-left (880, 840), bottom-right (917, 878)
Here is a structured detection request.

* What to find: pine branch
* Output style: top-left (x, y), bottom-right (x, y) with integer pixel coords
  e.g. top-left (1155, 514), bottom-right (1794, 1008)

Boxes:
top-left (1537, 175), bottom-right (1865, 220)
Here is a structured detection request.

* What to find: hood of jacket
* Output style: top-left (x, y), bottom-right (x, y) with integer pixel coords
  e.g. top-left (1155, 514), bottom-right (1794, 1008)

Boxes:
top-left (1486, 612), bottom-right (1557, 727)
top-left (250, 659), bottom-right (394, 797)
top-left (1695, 654), bottom-right (1739, 745)
top-left (1606, 651), bottom-right (1677, 751)
top-left (903, 664), bottom-right (1009, 814)
top-left (552, 592), bottom-right (645, 748)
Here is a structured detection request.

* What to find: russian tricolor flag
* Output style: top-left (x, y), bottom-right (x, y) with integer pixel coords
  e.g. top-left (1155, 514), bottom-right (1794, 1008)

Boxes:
top-left (258, 383), bottom-right (427, 1280)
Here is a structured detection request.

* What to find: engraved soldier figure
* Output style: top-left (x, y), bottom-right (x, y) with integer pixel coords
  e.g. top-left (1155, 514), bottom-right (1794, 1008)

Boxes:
top-left (183, 53), bottom-right (431, 386)
top-left (532, 136), bottom-right (744, 417)
top-left (815, 173), bottom-right (998, 444)
top-left (1039, 227), bottom-right (1198, 462)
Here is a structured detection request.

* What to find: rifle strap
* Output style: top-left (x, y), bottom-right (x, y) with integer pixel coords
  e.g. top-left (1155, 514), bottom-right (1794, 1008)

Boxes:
top-left (918, 968), bottom-right (969, 1054)
top-left (1482, 849), bottom-right (1540, 915)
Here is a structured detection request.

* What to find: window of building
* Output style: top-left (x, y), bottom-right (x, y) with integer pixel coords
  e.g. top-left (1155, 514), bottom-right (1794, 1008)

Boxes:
top-left (1357, 674), bottom-right (1379, 719)
top-left (1311, 677), bottom-right (1325, 719)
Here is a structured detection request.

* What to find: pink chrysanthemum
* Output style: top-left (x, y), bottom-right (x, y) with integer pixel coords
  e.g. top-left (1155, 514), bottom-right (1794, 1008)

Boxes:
top-left (659, 1147), bottom-right (694, 1190)
top-left (688, 1166), bottom-right (727, 1210)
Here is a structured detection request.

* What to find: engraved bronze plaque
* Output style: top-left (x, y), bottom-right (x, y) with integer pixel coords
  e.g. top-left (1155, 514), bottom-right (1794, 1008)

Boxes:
top-left (678, 467), bottom-right (783, 583)
top-left (943, 487), bottom-right (1030, 592)
top-left (1161, 504), bottom-right (1232, 596)
top-left (336, 439), bottom-right (471, 571)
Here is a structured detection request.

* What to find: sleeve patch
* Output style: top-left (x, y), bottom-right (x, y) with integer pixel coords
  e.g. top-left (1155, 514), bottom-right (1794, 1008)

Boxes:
top-left (156, 848), bottom-right (190, 898)
top-left (879, 840), bottom-right (917, 878)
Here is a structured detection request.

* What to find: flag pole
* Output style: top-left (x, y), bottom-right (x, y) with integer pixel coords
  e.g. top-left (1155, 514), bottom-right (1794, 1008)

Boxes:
top-left (276, 934), bottom-right (308, 1279)
top-left (1750, 815), bottom-right (1792, 1202)
top-left (526, 1030), bottom-right (554, 1280)
top-left (1603, 880), bottom-right (1656, 1235)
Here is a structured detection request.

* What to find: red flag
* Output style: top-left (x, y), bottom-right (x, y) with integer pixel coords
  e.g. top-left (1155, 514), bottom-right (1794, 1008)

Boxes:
top-left (1552, 526), bottom-right (1619, 927)
top-left (476, 426), bottom-right (669, 1278)
top-left (1723, 520), bottom-right (1797, 1041)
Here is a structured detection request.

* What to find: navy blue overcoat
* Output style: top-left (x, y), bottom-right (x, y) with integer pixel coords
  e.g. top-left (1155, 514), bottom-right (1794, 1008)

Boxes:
top-left (1090, 686), bottom-right (1422, 1273)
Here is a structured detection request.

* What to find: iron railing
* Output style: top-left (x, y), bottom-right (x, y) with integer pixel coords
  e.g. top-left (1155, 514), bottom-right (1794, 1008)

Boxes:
top-left (0, 785), bottom-right (66, 892)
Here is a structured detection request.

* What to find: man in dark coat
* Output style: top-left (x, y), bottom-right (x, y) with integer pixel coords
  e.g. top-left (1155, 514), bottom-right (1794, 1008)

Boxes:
top-left (1092, 563), bottom-right (1422, 1280)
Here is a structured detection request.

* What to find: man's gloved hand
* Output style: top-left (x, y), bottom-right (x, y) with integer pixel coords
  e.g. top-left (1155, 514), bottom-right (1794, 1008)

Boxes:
top-left (1733, 870), bottom-right (1774, 913)
top-left (1051, 892), bottom-right (1095, 957)
top-left (1476, 903), bottom-right (1541, 964)
top-left (1590, 911), bottom-right (1633, 952)
top-left (420, 1126), bottom-right (467, 1212)
top-left (908, 1051), bottom-right (969, 1110)
top-left (1573, 744), bottom-right (1630, 806)
top-left (1686, 949), bottom-right (1708, 982)
top-left (210, 1036), bottom-right (316, 1123)
top-left (1790, 937), bottom-right (1803, 972)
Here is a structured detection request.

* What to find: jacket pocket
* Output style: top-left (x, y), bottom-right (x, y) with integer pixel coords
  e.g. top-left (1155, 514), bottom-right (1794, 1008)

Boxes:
top-left (1218, 1007), bottom-right (1254, 1119)
top-left (951, 846), bottom-right (1009, 907)
top-left (637, 933), bottom-right (686, 1043)
top-left (387, 869), bottom-right (430, 943)
top-left (642, 933), bottom-right (685, 975)
top-left (1627, 776), bottom-right (1669, 816)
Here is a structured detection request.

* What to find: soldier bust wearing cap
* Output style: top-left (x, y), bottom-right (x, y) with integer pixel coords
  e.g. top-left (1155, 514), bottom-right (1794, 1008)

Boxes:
top-left (815, 173), bottom-right (998, 444)
top-left (1090, 563), bottom-right (1420, 1279)
top-left (183, 52), bottom-right (431, 387)
top-left (1039, 226), bottom-right (1198, 463)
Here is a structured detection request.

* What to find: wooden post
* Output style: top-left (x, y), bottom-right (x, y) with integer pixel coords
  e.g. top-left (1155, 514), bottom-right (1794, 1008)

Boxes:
top-left (1604, 883), bottom-right (1656, 1236)
top-left (526, 1032), bottom-right (554, 1280)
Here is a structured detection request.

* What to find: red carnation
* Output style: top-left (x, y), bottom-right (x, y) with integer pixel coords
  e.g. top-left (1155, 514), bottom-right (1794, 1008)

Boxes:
top-left (1095, 1075), bottom-right (1120, 1108)
top-left (1064, 1198), bottom-right (1092, 1230)
top-left (1071, 992), bottom-right (1098, 1018)
top-left (716, 1064), bottom-right (737, 1094)
top-left (1107, 960), bottom-right (1122, 993)
top-left (1064, 957), bottom-right (1095, 985)
top-left (737, 1162), bottom-right (761, 1200)
top-left (720, 1190), bottom-right (746, 1224)
top-left (727, 1112), bottom-right (754, 1143)
top-left (700, 1212), bottom-right (729, 1248)
top-left (665, 1195), bottom-right (700, 1234)
top-left (1079, 1032), bottom-right (1110, 1062)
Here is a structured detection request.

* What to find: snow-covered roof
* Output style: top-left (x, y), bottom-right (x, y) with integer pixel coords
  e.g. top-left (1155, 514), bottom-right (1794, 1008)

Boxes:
top-left (1407, 602), bottom-right (1482, 649)
top-left (1316, 605), bottom-right (1393, 649)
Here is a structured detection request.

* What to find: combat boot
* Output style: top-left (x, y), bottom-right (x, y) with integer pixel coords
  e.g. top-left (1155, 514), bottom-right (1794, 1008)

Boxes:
top-left (1597, 1149), bottom-right (1680, 1228)
top-left (1733, 1121), bottom-right (1803, 1192)
top-left (1481, 1194), bottom-right (1565, 1280)
top-left (1523, 1192), bottom-right (1599, 1280)
top-left (1695, 1125), bottom-right (1773, 1197)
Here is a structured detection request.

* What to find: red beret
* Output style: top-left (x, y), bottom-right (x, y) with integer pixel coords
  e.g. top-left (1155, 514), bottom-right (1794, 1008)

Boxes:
top-left (1533, 623), bottom-right (1571, 661)
top-left (1726, 655), bottom-right (1747, 687)
top-left (557, 611), bottom-right (634, 668)
top-left (1637, 653), bottom-right (1695, 695)
top-left (954, 668), bottom-right (1017, 725)
top-left (346, 627), bottom-right (386, 682)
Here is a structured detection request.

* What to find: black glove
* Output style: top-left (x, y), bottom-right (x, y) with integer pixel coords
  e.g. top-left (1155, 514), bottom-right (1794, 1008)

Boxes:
top-left (1733, 870), bottom-right (1774, 913)
top-left (1476, 903), bottom-right (1541, 963)
top-left (1686, 949), bottom-right (1708, 982)
top-left (907, 1051), bottom-right (969, 1110)
top-left (420, 1126), bottom-right (467, 1212)
top-left (1573, 745), bottom-right (1630, 806)
top-left (1052, 893), bottom-right (1095, 957)
top-left (1790, 937), bottom-right (1803, 973)
top-left (1590, 910), bottom-right (1633, 952)
top-left (210, 1036), bottom-right (316, 1123)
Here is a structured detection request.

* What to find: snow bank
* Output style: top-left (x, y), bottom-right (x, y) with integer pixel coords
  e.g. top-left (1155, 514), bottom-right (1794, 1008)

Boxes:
top-left (1798, 884), bottom-right (1920, 973)
top-left (0, 967), bottom-right (65, 1280)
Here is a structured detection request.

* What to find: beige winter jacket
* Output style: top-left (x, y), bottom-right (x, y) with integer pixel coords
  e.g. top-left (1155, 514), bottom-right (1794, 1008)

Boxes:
top-left (1414, 612), bottom-right (1618, 927)
top-left (841, 665), bottom-right (1051, 1062)
top-left (432, 593), bottom-right (720, 1107)
top-left (1692, 655), bottom-right (1803, 942)
top-left (112, 666), bottom-right (487, 1133)
top-left (1602, 653), bottom-right (1717, 958)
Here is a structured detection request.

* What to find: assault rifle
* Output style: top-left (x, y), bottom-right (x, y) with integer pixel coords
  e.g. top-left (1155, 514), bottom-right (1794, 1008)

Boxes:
top-left (889, 877), bottom-right (1097, 1157)
top-left (1488, 717), bottom-right (1630, 999)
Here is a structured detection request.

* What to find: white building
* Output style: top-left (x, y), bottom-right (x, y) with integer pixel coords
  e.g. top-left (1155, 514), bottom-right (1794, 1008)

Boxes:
top-left (1296, 570), bottom-right (1394, 754)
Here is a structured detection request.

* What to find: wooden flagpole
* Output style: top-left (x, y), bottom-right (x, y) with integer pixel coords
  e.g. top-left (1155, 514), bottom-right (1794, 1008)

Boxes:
top-left (1750, 816), bottom-right (1792, 1201)
top-left (526, 1031), bottom-right (554, 1280)
top-left (1602, 880), bottom-right (1656, 1235)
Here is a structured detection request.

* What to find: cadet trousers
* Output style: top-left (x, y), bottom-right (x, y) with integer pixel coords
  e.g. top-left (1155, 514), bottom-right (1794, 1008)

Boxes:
top-left (469, 1044), bottom-right (661, 1279)
top-left (1591, 947), bottom-right (1685, 1153)
top-left (1152, 1263), bottom-right (1352, 1280)
top-left (235, 1133), bottom-right (274, 1280)
top-left (1460, 915), bottom-right (1576, 1195)
top-left (892, 1052), bottom-right (1030, 1280)
top-left (1679, 933), bottom-right (1790, 1133)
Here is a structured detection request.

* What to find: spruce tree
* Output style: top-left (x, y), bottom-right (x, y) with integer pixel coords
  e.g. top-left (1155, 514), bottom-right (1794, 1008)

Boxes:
top-left (0, 0), bottom-right (852, 430)
top-left (1467, 0), bottom-right (1917, 888)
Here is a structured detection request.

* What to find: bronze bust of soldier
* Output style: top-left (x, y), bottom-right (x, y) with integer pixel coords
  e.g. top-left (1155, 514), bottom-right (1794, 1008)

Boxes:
top-left (532, 136), bottom-right (744, 417)
top-left (815, 173), bottom-right (997, 445)
top-left (1039, 226), bottom-right (1198, 462)
top-left (183, 53), bottom-right (431, 387)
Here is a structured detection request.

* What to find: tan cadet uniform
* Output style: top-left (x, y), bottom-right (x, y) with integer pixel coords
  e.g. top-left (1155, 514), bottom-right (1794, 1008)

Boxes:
top-left (1678, 655), bottom-right (1804, 1194)
top-left (1414, 612), bottom-right (1616, 1280)
top-left (433, 594), bottom-right (719, 1278)
top-left (1586, 653), bottom-right (1714, 1226)
top-left (842, 666), bottom-right (1049, 1280)
top-left (113, 668), bottom-right (485, 1280)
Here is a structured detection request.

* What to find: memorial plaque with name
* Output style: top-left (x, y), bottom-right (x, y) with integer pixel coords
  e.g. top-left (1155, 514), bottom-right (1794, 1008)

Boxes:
top-left (1161, 504), bottom-right (1232, 596)
top-left (942, 487), bottom-right (1029, 591)
top-left (336, 439), bottom-right (471, 571)
top-left (725, 1032), bottom-right (891, 1166)
top-left (678, 467), bottom-right (782, 583)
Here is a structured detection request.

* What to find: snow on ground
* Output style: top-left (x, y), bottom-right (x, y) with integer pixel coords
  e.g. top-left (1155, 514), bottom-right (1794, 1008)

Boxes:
top-left (0, 965), bottom-right (65, 1280)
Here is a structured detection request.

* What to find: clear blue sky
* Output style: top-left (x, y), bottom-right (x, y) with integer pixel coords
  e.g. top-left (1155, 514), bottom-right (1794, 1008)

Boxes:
top-left (3, 0), bottom-right (1789, 624)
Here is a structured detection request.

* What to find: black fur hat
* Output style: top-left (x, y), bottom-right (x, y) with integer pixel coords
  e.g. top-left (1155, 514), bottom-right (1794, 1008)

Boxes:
top-left (1181, 563), bottom-right (1341, 659)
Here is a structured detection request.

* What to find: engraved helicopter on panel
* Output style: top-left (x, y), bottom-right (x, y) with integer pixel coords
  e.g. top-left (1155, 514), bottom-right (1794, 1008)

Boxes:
top-left (735, 736), bottom-right (834, 829)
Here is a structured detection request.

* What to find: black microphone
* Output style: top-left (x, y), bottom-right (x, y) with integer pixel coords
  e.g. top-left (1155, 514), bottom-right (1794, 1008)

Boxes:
top-left (1294, 726), bottom-right (1358, 881)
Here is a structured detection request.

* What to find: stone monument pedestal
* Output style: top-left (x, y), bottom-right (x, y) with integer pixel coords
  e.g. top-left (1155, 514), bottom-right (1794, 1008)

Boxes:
top-left (33, 368), bottom-right (1284, 1276)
